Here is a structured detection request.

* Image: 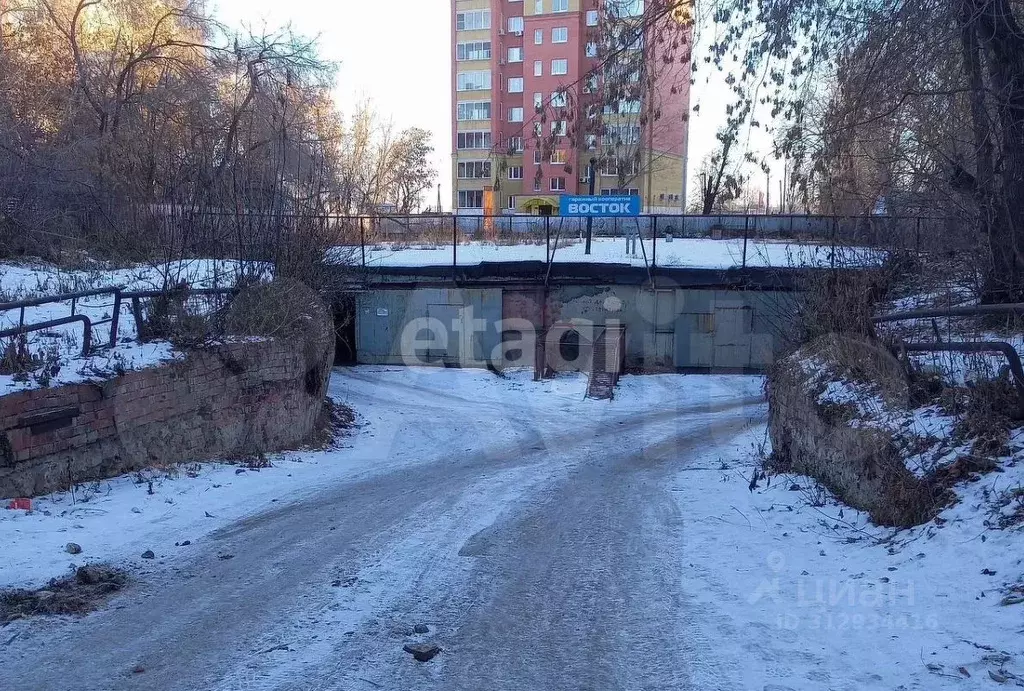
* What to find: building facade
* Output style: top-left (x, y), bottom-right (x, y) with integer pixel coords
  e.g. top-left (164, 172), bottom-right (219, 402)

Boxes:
top-left (451, 0), bottom-right (692, 215)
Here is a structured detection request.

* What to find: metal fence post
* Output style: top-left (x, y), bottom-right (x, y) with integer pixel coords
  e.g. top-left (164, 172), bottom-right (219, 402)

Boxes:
top-left (545, 215), bottom-right (551, 263)
top-left (110, 290), bottom-right (121, 348)
top-left (452, 214), bottom-right (458, 276)
top-left (831, 216), bottom-right (838, 270)
top-left (360, 222), bottom-right (366, 269)
top-left (651, 215), bottom-right (658, 269)
top-left (742, 215), bottom-right (749, 268)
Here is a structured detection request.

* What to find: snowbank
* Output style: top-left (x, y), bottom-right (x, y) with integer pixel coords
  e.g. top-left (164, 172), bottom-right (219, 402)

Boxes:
top-left (678, 423), bottom-right (1024, 689)
top-left (354, 237), bottom-right (882, 270)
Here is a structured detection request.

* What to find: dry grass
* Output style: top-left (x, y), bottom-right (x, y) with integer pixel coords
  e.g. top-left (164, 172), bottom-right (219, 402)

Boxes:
top-left (309, 398), bottom-right (357, 450)
top-left (949, 375), bottom-right (1018, 456)
top-left (0, 565), bottom-right (127, 623)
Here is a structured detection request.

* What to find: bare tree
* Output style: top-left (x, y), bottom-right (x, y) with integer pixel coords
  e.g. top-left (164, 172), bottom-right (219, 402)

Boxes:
top-left (692, 130), bottom-right (744, 213)
top-left (0, 1), bottom-right (437, 283)
top-left (708, 0), bottom-right (1024, 300)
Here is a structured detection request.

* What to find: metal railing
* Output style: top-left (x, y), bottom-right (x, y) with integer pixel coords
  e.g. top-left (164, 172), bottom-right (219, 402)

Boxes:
top-left (0, 287), bottom-right (124, 356)
top-left (875, 304), bottom-right (1024, 416)
top-left (337, 212), bottom-right (956, 272)
top-left (0, 286), bottom-right (239, 359)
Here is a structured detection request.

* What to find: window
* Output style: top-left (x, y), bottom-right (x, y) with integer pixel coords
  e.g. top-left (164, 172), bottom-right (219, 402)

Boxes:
top-left (552, 27), bottom-right (568, 43)
top-left (551, 59), bottom-right (568, 75)
top-left (456, 10), bottom-right (491, 31)
top-left (583, 74), bottom-right (598, 93)
top-left (550, 90), bottom-right (567, 107)
top-left (507, 16), bottom-right (524, 33)
top-left (534, 28), bottom-right (544, 44)
top-left (618, 99), bottom-right (642, 114)
top-left (458, 190), bottom-right (484, 208)
top-left (457, 131), bottom-right (492, 149)
top-left (507, 195), bottom-right (517, 210)
top-left (508, 47), bottom-right (523, 63)
top-left (534, 0), bottom-right (544, 12)
top-left (550, 120), bottom-right (567, 136)
top-left (608, 0), bottom-right (644, 17)
top-left (457, 41), bottom-right (492, 61)
top-left (508, 166), bottom-right (524, 180)
top-left (457, 160), bottom-right (493, 179)
top-left (586, 9), bottom-right (599, 25)
top-left (550, 149), bottom-right (567, 164)
top-left (533, 92), bottom-right (543, 109)
top-left (550, 177), bottom-right (566, 191)
top-left (601, 187), bottom-right (640, 196)
top-left (552, 0), bottom-right (569, 12)
top-left (586, 134), bottom-right (598, 149)
top-left (508, 136), bottom-right (524, 152)
top-left (534, 60), bottom-right (543, 76)
top-left (607, 67), bottom-right (641, 83)
top-left (586, 42), bottom-right (598, 57)
top-left (606, 124), bottom-right (641, 145)
top-left (508, 107), bottom-right (524, 122)
top-left (600, 156), bottom-right (640, 177)
top-left (457, 71), bottom-right (492, 91)
top-left (534, 150), bottom-right (542, 164)
top-left (534, 179), bottom-right (542, 192)
top-left (508, 77), bottom-right (524, 93)
top-left (457, 101), bottom-right (491, 121)
top-left (533, 122), bottom-right (543, 136)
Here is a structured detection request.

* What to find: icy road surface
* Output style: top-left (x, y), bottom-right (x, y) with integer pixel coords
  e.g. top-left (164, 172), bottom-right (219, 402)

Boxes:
top-left (6, 367), bottom-right (1016, 690)
top-left (0, 368), bottom-right (764, 690)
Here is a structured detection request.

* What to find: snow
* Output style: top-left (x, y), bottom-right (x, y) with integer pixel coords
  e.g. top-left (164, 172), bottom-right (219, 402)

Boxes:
top-left (676, 423), bottom-right (1024, 689)
top-left (354, 237), bottom-right (882, 270)
top-left (1, 366), bottom-right (760, 590)
top-left (796, 355), bottom-right (966, 477)
top-left (1, 366), bottom-right (1022, 689)
top-left (0, 259), bottom-right (254, 391)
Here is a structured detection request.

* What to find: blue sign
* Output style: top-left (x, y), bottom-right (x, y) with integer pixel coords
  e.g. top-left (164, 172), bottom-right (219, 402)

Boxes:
top-left (559, 195), bottom-right (642, 217)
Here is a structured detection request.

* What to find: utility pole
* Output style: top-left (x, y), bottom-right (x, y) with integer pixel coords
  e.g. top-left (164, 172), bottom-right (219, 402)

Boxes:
top-left (436, 184), bottom-right (442, 213)
top-left (585, 157), bottom-right (596, 255)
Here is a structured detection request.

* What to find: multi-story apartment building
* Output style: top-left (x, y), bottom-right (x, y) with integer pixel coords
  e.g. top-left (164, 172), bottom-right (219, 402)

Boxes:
top-left (451, 0), bottom-right (691, 215)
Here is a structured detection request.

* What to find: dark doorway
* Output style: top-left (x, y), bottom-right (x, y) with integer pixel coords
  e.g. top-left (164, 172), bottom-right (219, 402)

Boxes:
top-left (559, 328), bottom-right (581, 362)
top-left (333, 294), bottom-right (357, 365)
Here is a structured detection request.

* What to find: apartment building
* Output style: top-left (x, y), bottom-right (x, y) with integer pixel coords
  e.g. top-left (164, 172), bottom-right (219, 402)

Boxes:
top-left (451, 0), bottom-right (691, 214)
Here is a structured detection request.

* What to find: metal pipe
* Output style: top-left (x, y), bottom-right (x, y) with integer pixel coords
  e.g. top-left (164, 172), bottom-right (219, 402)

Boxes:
top-left (0, 286), bottom-right (125, 312)
top-left (0, 315), bottom-right (93, 356)
top-left (901, 340), bottom-right (1024, 416)
top-left (109, 289), bottom-right (122, 348)
top-left (874, 303), bottom-right (1024, 323)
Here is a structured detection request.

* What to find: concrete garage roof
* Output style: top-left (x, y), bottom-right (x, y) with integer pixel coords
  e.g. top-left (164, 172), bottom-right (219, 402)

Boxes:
top-left (349, 260), bottom-right (835, 291)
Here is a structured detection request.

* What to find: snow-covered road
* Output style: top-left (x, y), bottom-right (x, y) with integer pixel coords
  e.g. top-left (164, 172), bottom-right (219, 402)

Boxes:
top-left (0, 368), bottom-right (766, 690)
top-left (5, 367), bottom-right (1021, 690)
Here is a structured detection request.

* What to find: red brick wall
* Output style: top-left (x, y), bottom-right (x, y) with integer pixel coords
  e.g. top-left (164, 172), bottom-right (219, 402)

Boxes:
top-left (0, 338), bottom-right (330, 498)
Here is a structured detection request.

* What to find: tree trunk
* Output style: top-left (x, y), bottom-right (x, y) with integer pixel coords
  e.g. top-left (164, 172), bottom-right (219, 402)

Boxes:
top-left (968, 0), bottom-right (1024, 302)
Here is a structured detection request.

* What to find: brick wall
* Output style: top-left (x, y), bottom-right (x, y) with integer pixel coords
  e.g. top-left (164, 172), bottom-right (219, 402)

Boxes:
top-left (0, 337), bottom-right (331, 498)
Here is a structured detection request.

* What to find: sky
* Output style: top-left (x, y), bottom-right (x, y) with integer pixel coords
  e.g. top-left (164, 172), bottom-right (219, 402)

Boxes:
top-left (213, 0), bottom-right (776, 211)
